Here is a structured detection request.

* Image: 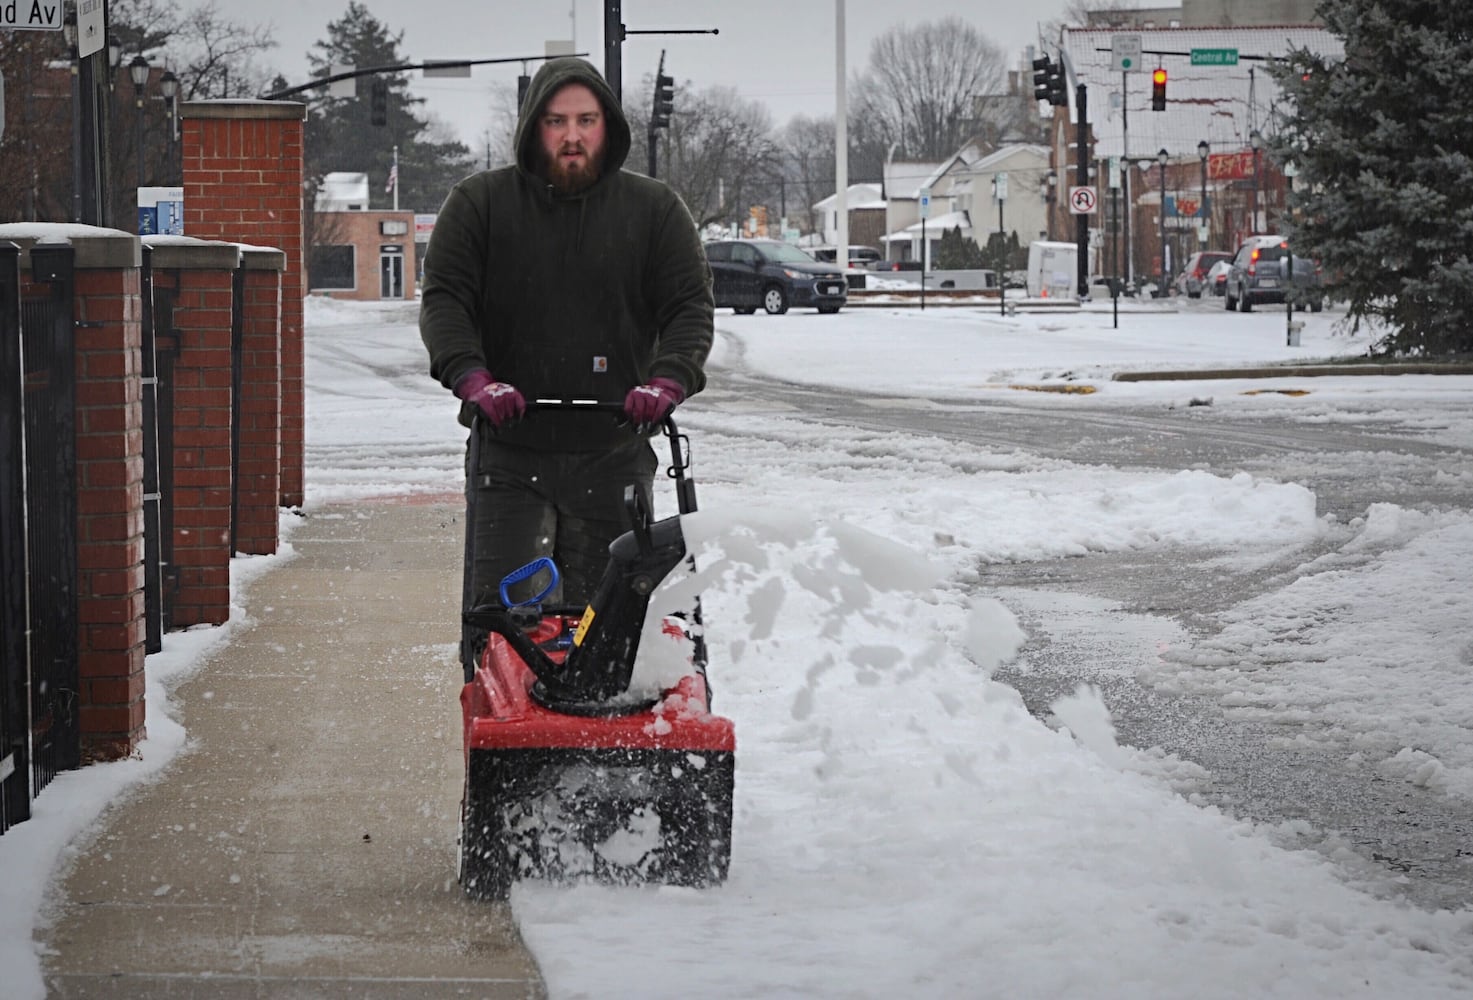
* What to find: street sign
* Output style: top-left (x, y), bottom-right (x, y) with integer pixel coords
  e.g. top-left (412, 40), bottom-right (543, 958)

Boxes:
top-left (994, 173), bottom-right (1008, 201)
top-left (1111, 34), bottom-right (1142, 73)
top-left (1, 0), bottom-right (64, 29)
top-left (1191, 48), bottom-right (1239, 66)
top-left (77, 0), bottom-right (105, 56)
top-left (918, 184), bottom-right (931, 219)
top-left (1107, 157), bottom-right (1121, 191)
top-left (1068, 186), bottom-right (1097, 214)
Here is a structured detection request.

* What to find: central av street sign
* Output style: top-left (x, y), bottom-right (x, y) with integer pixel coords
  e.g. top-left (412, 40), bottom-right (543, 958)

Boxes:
top-left (0, 1), bottom-right (64, 30)
top-left (1191, 48), bottom-right (1239, 66)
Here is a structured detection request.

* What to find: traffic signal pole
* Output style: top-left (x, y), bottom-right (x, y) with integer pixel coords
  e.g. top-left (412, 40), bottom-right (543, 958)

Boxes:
top-left (1076, 83), bottom-right (1089, 301)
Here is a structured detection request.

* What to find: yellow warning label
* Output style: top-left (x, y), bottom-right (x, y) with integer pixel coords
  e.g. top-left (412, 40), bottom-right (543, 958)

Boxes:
top-left (571, 607), bottom-right (595, 647)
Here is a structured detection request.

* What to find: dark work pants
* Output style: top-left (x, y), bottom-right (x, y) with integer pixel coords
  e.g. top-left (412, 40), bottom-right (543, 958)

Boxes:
top-left (462, 431), bottom-right (657, 616)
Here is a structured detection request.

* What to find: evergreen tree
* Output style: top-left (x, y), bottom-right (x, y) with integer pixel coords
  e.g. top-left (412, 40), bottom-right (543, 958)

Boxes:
top-left (305, 3), bottom-right (475, 214)
top-left (935, 226), bottom-right (985, 269)
top-left (1270, 0), bottom-right (1473, 355)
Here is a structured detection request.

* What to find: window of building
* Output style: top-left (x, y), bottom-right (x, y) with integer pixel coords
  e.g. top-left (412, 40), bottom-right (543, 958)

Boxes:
top-left (309, 244), bottom-right (355, 290)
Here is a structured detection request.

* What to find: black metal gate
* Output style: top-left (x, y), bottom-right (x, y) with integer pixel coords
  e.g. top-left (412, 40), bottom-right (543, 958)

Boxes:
top-left (140, 248), bottom-right (168, 653)
top-left (150, 274), bottom-right (180, 631)
top-left (21, 244), bottom-right (81, 793)
top-left (1, 244), bottom-right (32, 834)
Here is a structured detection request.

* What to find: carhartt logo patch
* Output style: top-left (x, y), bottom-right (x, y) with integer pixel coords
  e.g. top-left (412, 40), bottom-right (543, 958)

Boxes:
top-left (592, 356), bottom-right (608, 373)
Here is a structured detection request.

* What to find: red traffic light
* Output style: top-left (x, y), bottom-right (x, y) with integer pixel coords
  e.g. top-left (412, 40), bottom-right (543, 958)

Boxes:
top-left (1152, 68), bottom-right (1167, 86)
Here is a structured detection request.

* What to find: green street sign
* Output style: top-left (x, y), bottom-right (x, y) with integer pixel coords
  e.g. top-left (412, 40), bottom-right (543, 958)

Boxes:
top-left (1191, 48), bottom-right (1239, 66)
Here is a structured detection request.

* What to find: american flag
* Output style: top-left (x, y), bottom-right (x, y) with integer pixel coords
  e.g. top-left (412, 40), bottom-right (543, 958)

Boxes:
top-left (385, 163), bottom-right (398, 193)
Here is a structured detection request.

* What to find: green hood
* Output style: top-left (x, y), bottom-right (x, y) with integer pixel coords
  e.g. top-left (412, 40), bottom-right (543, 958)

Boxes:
top-left (513, 57), bottom-right (631, 182)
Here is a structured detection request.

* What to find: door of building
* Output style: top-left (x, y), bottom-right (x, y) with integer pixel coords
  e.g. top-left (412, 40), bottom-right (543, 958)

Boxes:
top-left (379, 246), bottom-right (404, 299)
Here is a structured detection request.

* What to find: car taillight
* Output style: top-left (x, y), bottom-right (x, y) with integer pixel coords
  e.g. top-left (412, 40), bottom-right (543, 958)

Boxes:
top-left (1248, 248), bottom-right (1260, 275)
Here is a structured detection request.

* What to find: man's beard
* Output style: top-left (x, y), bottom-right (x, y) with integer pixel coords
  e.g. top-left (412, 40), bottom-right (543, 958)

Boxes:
top-left (541, 144), bottom-right (605, 195)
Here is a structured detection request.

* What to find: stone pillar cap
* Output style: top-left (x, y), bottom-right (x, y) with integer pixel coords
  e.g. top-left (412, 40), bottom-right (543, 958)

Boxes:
top-left (142, 235), bottom-right (243, 270)
top-left (0, 223), bottom-right (140, 268)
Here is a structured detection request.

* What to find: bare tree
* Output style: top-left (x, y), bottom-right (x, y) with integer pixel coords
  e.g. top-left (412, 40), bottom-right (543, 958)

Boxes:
top-left (642, 84), bottom-right (776, 230)
top-left (173, 1), bottom-right (278, 99)
top-left (851, 18), bottom-right (1009, 162)
top-left (773, 115), bottom-right (838, 234)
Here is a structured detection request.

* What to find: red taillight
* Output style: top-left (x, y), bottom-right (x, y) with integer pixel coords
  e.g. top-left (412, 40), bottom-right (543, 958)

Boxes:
top-left (1248, 248), bottom-right (1260, 275)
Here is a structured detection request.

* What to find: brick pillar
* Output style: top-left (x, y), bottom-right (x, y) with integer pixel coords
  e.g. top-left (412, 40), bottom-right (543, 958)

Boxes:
top-left (179, 100), bottom-right (306, 508)
top-left (10, 230), bottom-right (150, 760)
top-left (148, 239), bottom-right (241, 629)
top-left (235, 246), bottom-right (285, 555)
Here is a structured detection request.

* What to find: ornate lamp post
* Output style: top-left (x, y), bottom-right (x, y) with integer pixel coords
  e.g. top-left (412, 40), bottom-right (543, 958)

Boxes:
top-left (129, 55), bottom-right (151, 190)
top-left (1249, 128), bottom-right (1263, 232)
top-left (1197, 139), bottom-right (1209, 247)
top-left (158, 70), bottom-right (179, 184)
top-left (1157, 148), bottom-right (1169, 295)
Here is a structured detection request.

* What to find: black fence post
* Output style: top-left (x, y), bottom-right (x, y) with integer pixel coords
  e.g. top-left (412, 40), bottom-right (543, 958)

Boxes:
top-left (139, 246), bottom-right (166, 654)
top-left (0, 243), bottom-right (32, 834)
top-left (22, 243), bottom-right (81, 786)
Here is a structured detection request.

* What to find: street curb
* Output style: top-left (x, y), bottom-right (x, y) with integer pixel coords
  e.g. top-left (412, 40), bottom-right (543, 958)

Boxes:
top-left (1113, 363), bottom-right (1473, 381)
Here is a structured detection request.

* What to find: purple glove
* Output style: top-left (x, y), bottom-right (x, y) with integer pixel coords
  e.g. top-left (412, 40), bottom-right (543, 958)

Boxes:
top-left (454, 369), bottom-right (525, 429)
top-left (623, 377), bottom-right (685, 431)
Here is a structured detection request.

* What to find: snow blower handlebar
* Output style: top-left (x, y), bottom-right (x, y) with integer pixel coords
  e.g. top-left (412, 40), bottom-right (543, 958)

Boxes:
top-left (462, 399), bottom-right (698, 710)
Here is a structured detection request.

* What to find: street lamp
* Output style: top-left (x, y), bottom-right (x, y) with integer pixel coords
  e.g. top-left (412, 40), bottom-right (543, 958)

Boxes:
top-left (1197, 139), bottom-right (1209, 247)
top-left (1157, 148), bottom-right (1169, 296)
top-left (130, 55), bottom-right (150, 192)
top-left (159, 70), bottom-right (179, 183)
top-left (1249, 128), bottom-right (1263, 232)
top-left (1283, 160), bottom-right (1299, 345)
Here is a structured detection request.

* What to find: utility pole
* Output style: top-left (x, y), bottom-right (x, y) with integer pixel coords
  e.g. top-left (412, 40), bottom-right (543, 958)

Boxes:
top-left (604, 0), bottom-right (624, 101)
top-left (1076, 84), bottom-right (1089, 301)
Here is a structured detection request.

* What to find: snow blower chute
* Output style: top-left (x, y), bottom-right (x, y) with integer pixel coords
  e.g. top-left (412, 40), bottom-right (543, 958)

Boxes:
top-left (458, 402), bottom-right (734, 900)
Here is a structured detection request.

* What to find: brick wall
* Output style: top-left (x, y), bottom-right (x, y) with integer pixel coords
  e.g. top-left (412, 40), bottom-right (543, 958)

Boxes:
top-left (148, 241), bottom-right (241, 628)
top-left (235, 247), bottom-right (285, 555)
top-left (180, 101), bottom-right (306, 508)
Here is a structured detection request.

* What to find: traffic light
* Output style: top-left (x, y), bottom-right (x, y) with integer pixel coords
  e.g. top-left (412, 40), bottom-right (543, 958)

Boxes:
top-left (651, 72), bottom-right (675, 129)
top-left (1151, 67), bottom-right (1167, 111)
top-left (517, 74), bottom-right (531, 110)
top-left (1032, 54), bottom-right (1066, 107)
top-left (370, 79), bottom-right (388, 126)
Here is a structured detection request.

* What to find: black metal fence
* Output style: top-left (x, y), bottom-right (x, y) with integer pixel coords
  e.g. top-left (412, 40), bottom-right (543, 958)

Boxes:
top-left (1, 244), bottom-right (31, 834)
top-left (19, 244), bottom-right (81, 807)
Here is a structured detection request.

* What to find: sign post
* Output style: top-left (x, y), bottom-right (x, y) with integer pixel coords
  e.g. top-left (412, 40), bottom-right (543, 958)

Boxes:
top-left (917, 184), bottom-right (930, 311)
top-left (993, 174), bottom-right (1007, 316)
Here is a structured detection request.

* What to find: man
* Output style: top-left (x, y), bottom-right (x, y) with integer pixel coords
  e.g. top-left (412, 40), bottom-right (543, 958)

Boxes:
top-left (420, 57), bottom-right (713, 613)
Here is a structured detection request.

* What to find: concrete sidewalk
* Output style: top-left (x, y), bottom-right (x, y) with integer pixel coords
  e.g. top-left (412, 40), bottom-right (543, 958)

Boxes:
top-left (40, 499), bottom-right (546, 999)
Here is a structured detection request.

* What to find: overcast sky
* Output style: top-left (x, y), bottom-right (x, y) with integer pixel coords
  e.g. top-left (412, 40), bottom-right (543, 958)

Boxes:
top-left (195, 0), bottom-right (1075, 146)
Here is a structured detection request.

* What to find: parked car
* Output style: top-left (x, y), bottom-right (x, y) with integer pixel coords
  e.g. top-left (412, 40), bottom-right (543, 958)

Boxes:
top-left (1175, 250), bottom-right (1233, 298)
top-left (808, 245), bottom-right (884, 269)
top-left (866, 258), bottom-right (924, 272)
top-left (1205, 259), bottom-right (1232, 297)
top-left (1224, 235), bottom-right (1324, 312)
top-left (704, 238), bottom-right (847, 315)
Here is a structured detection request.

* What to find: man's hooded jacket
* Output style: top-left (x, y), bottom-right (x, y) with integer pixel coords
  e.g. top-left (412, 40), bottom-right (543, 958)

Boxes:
top-left (419, 57), bottom-right (714, 450)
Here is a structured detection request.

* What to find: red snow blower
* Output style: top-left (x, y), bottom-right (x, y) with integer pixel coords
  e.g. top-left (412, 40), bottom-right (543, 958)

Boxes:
top-left (458, 402), bottom-right (734, 900)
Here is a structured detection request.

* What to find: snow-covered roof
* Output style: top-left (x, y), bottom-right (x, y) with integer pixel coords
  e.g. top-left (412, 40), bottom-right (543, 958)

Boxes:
top-left (881, 210), bottom-right (973, 242)
top-left (883, 161), bottom-right (944, 200)
top-left (813, 183), bottom-right (885, 211)
top-left (316, 171), bottom-right (370, 210)
top-left (1060, 25), bottom-right (1344, 160)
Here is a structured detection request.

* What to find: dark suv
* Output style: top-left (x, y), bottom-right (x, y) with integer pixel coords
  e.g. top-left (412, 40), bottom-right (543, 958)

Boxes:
top-left (704, 239), bottom-right (847, 315)
top-left (1224, 235), bottom-right (1323, 312)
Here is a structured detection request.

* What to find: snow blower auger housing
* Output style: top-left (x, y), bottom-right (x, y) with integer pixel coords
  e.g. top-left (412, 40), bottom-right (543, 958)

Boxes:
top-left (458, 402), bottom-right (734, 900)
